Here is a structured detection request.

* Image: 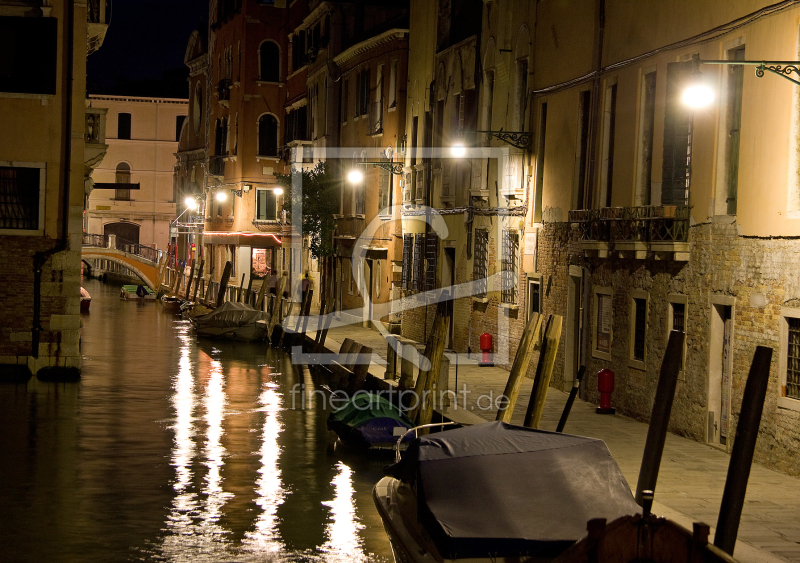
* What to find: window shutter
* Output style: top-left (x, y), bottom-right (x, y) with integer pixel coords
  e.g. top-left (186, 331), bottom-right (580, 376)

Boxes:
top-left (661, 61), bottom-right (693, 205)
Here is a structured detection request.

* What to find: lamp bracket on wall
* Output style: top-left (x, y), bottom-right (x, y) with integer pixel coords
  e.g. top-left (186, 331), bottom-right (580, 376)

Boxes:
top-left (700, 58), bottom-right (800, 86)
top-left (475, 130), bottom-right (532, 149)
top-left (357, 161), bottom-right (404, 175)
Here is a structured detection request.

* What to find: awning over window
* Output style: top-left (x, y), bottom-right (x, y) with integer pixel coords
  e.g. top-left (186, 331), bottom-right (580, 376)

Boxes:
top-left (203, 232), bottom-right (282, 248)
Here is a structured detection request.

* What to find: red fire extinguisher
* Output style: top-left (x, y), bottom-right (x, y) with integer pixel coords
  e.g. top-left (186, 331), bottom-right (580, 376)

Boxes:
top-left (479, 333), bottom-right (494, 367)
top-left (596, 368), bottom-right (616, 414)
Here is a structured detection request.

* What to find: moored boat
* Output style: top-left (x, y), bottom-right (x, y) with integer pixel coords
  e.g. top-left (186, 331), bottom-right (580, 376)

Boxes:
top-left (80, 287), bottom-right (91, 311)
top-left (327, 393), bottom-right (415, 451)
top-left (160, 294), bottom-right (183, 312)
top-left (189, 301), bottom-right (270, 341)
top-left (373, 421), bottom-right (641, 563)
top-left (120, 284), bottom-right (157, 300)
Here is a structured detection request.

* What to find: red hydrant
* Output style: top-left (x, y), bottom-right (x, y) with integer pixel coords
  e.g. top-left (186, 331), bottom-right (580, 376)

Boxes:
top-left (596, 368), bottom-right (616, 414)
top-left (479, 332), bottom-right (494, 367)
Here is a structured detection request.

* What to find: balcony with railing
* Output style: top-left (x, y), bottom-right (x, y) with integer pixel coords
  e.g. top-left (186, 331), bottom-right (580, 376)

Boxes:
top-left (208, 155), bottom-right (226, 177)
top-left (87, 0), bottom-right (111, 54)
top-left (568, 205), bottom-right (690, 260)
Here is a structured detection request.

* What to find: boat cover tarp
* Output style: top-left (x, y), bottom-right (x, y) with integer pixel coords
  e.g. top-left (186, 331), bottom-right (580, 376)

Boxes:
top-left (384, 421), bottom-right (641, 560)
top-left (192, 301), bottom-right (269, 329)
top-left (327, 393), bottom-right (414, 448)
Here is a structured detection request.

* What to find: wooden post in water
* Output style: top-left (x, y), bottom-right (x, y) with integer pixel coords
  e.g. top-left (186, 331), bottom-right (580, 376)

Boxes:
top-left (244, 276), bottom-right (254, 305)
top-left (635, 330), bottom-right (686, 505)
top-left (496, 312), bottom-right (543, 422)
top-left (714, 346), bottom-right (773, 555)
top-left (237, 273), bottom-right (246, 302)
top-left (409, 300), bottom-right (451, 427)
top-left (191, 260), bottom-right (205, 303)
top-left (155, 254), bottom-right (167, 293)
top-left (184, 260), bottom-right (195, 301)
top-left (254, 275), bottom-right (269, 310)
top-left (267, 274), bottom-right (288, 341)
top-left (523, 315), bottom-right (563, 428)
top-left (216, 261), bottom-right (233, 308)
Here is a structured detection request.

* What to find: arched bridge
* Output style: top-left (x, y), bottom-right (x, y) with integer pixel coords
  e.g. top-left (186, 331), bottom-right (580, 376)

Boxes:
top-left (82, 234), bottom-right (163, 290)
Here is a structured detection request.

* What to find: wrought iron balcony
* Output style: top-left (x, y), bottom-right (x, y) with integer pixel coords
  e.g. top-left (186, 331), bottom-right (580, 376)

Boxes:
top-left (569, 205), bottom-right (690, 258)
top-left (208, 155), bottom-right (226, 177)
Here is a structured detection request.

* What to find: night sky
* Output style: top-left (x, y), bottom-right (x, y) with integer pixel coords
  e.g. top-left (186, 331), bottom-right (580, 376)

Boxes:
top-left (87, 0), bottom-right (208, 98)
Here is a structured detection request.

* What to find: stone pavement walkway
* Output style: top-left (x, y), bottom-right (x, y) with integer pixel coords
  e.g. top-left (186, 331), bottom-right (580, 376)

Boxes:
top-left (305, 321), bottom-right (800, 563)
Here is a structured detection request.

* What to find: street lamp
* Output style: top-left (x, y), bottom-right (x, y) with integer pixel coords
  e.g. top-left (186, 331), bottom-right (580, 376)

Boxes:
top-left (451, 142), bottom-right (467, 157)
top-left (184, 196), bottom-right (199, 210)
top-left (685, 54), bottom-right (800, 109)
top-left (348, 169), bottom-right (364, 184)
top-left (273, 187), bottom-right (284, 196)
top-left (215, 190), bottom-right (228, 202)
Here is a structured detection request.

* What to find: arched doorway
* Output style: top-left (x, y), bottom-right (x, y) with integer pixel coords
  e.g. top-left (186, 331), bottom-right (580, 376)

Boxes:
top-left (104, 221), bottom-right (140, 247)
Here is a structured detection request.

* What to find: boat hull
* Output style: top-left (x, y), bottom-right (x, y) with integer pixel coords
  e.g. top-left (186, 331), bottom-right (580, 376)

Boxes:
top-left (193, 319), bottom-right (269, 341)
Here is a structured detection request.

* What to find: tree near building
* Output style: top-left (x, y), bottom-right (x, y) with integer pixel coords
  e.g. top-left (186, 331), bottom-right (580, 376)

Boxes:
top-left (276, 161), bottom-right (339, 304)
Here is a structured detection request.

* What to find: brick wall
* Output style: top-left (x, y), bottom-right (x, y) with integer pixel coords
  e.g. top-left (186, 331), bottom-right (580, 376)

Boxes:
top-left (540, 219), bottom-right (800, 477)
top-left (0, 236), bottom-right (82, 373)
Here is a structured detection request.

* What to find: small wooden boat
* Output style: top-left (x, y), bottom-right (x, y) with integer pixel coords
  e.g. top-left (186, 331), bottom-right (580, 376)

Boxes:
top-left (120, 285), bottom-right (157, 300)
top-left (160, 294), bottom-right (183, 312)
top-left (552, 509), bottom-right (738, 563)
top-left (80, 287), bottom-right (91, 311)
top-left (373, 421), bottom-right (641, 563)
top-left (189, 301), bottom-right (270, 341)
top-left (327, 393), bottom-right (415, 451)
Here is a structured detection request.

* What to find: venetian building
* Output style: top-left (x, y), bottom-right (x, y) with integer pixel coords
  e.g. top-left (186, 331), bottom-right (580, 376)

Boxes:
top-left (0, 0), bottom-right (108, 377)
top-left (531, 0), bottom-right (800, 476)
top-left (201, 0), bottom-right (292, 297)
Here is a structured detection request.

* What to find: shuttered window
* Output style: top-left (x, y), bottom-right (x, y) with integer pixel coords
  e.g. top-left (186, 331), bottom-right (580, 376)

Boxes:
top-left (662, 60), bottom-right (694, 205)
top-left (401, 234), bottom-right (412, 290)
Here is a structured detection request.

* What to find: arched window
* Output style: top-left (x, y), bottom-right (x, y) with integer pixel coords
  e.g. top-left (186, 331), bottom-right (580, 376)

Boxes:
top-left (258, 114), bottom-right (278, 157)
top-left (259, 41), bottom-right (280, 82)
top-left (115, 162), bottom-right (131, 183)
top-left (115, 162), bottom-right (131, 201)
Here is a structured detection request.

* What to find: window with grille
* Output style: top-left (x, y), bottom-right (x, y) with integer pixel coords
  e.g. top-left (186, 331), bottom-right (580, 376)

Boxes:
top-left (473, 229), bottom-right (488, 297)
top-left (412, 233), bottom-right (424, 292)
top-left (787, 317), bottom-right (800, 400)
top-left (501, 230), bottom-right (519, 304)
top-left (595, 291), bottom-right (612, 355)
top-left (633, 297), bottom-right (647, 362)
top-left (425, 233), bottom-right (438, 291)
top-left (401, 234), bottom-right (412, 290)
top-left (0, 165), bottom-right (42, 230)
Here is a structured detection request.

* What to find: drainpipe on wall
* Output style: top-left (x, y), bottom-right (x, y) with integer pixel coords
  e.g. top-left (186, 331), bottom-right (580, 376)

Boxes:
top-left (32, 0), bottom-right (75, 359)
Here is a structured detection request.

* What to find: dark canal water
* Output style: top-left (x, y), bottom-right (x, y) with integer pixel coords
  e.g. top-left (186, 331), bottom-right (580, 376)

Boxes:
top-left (0, 278), bottom-right (393, 563)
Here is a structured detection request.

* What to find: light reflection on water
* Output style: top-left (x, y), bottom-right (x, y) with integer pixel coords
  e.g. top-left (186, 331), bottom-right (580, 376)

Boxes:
top-left (0, 279), bottom-right (391, 563)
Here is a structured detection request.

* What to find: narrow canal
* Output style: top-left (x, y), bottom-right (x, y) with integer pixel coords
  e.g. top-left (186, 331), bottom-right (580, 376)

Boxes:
top-left (0, 278), bottom-right (393, 562)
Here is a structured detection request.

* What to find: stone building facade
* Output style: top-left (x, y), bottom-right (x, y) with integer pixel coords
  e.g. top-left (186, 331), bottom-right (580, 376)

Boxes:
top-left (0, 0), bottom-right (108, 377)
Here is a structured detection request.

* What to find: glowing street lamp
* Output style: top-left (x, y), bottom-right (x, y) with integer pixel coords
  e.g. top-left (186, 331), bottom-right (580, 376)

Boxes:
top-left (451, 142), bottom-right (467, 158)
top-left (683, 82), bottom-right (715, 109)
top-left (348, 169), bottom-right (364, 184)
top-left (184, 196), bottom-right (199, 210)
top-left (273, 187), bottom-right (284, 196)
top-left (215, 190), bottom-right (228, 202)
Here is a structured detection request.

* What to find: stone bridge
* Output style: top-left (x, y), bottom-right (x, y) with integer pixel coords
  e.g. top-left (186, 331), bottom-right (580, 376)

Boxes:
top-left (82, 234), bottom-right (163, 290)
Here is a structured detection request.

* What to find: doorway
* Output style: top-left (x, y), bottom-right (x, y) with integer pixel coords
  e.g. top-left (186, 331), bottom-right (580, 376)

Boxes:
top-left (708, 297), bottom-right (734, 450)
top-left (565, 267), bottom-right (583, 392)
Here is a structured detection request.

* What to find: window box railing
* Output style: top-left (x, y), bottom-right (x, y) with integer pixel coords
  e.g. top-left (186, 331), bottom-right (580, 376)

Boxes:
top-left (208, 155), bottom-right (226, 176)
top-left (569, 205), bottom-right (690, 254)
